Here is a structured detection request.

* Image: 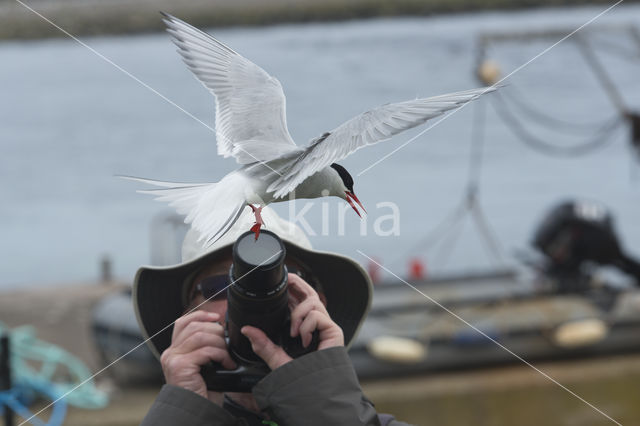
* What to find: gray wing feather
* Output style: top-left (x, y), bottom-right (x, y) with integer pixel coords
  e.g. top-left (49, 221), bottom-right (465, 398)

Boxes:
top-left (268, 86), bottom-right (495, 198)
top-left (162, 13), bottom-right (297, 164)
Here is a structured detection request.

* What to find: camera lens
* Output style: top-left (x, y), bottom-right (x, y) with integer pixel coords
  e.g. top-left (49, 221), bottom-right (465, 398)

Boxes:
top-left (227, 230), bottom-right (289, 364)
top-left (235, 232), bottom-right (283, 267)
top-left (231, 231), bottom-right (286, 296)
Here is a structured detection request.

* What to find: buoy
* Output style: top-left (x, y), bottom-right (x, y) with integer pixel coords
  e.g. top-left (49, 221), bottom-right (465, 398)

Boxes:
top-left (367, 335), bottom-right (427, 363)
top-left (477, 60), bottom-right (501, 85)
top-left (409, 258), bottom-right (426, 281)
top-left (551, 318), bottom-right (608, 348)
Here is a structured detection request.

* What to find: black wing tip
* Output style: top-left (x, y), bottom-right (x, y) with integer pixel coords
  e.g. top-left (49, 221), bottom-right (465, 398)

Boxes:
top-left (159, 11), bottom-right (173, 23)
top-left (160, 11), bottom-right (175, 33)
top-left (158, 12), bottom-right (238, 57)
top-left (160, 12), bottom-right (184, 31)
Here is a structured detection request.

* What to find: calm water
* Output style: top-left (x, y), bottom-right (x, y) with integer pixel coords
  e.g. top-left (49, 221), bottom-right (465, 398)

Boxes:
top-left (2, 5), bottom-right (640, 288)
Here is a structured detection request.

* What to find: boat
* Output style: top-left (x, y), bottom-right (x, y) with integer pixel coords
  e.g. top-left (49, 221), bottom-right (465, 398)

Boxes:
top-left (91, 200), bottom-right (640, 382)
top-left (351, 199), bottom-right (640, 378)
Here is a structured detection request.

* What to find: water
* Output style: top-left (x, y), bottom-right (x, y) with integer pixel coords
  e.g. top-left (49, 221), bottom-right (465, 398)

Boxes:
top-left (2, 4), bottom-right (640, 288)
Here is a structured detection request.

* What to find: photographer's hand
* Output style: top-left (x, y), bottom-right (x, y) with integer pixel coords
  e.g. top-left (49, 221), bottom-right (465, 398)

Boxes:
top-left (160, 310), bottom-right (236, 401)
top-left (241, 273), bottom-right (344, 371)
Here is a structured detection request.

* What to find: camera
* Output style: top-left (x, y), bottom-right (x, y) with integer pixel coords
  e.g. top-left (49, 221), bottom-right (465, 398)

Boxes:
top-left (201, 230), bottom-right (318, 392)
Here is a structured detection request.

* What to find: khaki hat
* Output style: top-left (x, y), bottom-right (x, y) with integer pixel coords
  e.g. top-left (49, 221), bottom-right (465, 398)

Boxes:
top-left (133, 207), bottom-right (373, 359)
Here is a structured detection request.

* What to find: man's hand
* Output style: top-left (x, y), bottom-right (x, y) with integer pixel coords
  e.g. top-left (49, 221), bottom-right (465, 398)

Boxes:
top-left (160, 310), bottom-right (236, 400)
top-left (241, 273), bottom-right (344, 371)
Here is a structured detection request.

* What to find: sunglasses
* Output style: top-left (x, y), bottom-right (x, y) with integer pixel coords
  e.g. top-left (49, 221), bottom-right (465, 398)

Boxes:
top-left (195, 274), bottom-right (231, 301)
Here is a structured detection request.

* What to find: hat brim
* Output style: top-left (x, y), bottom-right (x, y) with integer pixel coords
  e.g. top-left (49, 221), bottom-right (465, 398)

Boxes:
top-left (133, 240), bottom-right (372, 359)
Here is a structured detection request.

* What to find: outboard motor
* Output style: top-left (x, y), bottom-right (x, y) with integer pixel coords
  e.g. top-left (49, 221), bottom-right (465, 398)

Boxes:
top-left (532, 200), bottom-right (640, 289)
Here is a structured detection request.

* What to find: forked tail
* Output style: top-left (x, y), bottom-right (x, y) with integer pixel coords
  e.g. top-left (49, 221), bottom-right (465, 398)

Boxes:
top-left (119, 175), bottom-right (247, 247)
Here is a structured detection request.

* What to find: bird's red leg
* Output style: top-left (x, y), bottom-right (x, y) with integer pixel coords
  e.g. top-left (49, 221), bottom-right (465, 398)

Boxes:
top-left (249, 204), bottom-right (263, 240)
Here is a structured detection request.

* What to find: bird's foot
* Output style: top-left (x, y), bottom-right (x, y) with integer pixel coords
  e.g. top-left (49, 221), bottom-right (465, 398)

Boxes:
top-left (249, 204), bottom-right (263, 240)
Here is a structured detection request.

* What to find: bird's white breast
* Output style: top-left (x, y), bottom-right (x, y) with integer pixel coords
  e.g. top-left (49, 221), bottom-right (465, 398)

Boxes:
top-left (285, 167), bottom-right (338, 200)
top-left (240, 165), bottom-right (338, 204)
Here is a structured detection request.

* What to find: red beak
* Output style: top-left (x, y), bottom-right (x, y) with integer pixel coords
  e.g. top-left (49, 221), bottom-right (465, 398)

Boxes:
top-left (346, 191), bottom-right (366, 218)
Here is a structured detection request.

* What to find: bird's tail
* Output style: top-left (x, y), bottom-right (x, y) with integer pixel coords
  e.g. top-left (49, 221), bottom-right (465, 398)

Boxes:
top-left (119, 175), bottom-right (247, 247)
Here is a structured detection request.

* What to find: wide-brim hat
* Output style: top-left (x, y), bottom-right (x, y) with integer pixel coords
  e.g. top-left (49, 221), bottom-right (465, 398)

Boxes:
top-left (133, 206), bottom-right (373, 359)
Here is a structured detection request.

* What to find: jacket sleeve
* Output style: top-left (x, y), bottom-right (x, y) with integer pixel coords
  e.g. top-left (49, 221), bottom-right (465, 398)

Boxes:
top-left (140, 384), bottom-right (242, 426)
top-left (251, 346), bottom-right (412, 426)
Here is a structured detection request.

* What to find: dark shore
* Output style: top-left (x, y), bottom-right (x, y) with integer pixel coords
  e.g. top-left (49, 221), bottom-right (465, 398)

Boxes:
top-left (0, 0), bottom-right (633, 41)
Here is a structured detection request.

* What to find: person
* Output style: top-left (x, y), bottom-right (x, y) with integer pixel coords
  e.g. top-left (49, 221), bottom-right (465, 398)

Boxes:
top-left (135, 207), bottom-right (411, 426)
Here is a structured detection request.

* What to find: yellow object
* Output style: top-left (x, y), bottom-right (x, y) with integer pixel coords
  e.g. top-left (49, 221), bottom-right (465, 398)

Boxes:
top-left (552, 318), bottom-right (608, 348)
top-left (367, 335), bottom-right (427, 363)
top-left (477, 60), bottom-right (501, 85)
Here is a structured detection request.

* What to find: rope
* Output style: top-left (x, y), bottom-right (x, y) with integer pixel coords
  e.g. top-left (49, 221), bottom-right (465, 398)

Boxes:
top-left (470, 200), bottom-right (506, 265)
top-left (0, 322), bottom-right (108, 417)
top-left (491, 91), bottom-right (623, 157)
top-left (432, 214), bottom-right (467, 270)
top-left (389, 102), bottom-right (506, 272)
top-left (0, 382), bottom-right (67, 426)
top-left (588, 25), bottom-right (640, 64)
top-left (388, 199), bottom-right (468, 272)
top-left (574, 34), bottom-right (628, 115)
top-left (591, 37), bottom-right (640, 62)
top-left (502, 84), bottom-right (620, 135)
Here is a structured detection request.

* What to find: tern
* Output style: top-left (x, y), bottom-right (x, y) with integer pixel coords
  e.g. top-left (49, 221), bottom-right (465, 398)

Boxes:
top-left (125, 13), bottom-right (494, 245)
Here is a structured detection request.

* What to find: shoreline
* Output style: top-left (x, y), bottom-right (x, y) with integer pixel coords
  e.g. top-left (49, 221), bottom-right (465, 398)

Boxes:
top-left (0, 0), bottom-right (631, 41)
top-left (2, 281), bottom-right (640, 424)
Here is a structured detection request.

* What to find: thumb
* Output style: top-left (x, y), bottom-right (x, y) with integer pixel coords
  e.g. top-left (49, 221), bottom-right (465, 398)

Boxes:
top-left (241, 326), bottom-right (292, 371)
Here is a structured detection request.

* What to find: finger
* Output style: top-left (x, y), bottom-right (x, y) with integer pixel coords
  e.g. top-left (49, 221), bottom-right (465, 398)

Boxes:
top-left (161, 345), bottom-right (235, 375)
top-left (287, 273), bottom-right (316, 301)
top-left (298, 310), bottom-right (344, 349)
top-left (290, 297), bottom-right (327, 337)
top-left (172, 311), bottom-right (220, 343)
top-left (299, 311), bottom-right (324, 348)
top-left (172, 319), bottom-right (224, 348)
top-left (174, 328), bottom-right (227, 354)
top-left (184, 346), bottom-right (237, 371)
top-left (286, 273), bottom-right (319, 309)
top-left (286, 273), bottom-right (325, 328)
top-left (241, 326), bottom-right (292, 370)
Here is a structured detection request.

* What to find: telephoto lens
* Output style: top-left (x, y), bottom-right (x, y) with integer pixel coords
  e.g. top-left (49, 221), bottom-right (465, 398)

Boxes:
top-left (201, 230), bottom-right (319, 392)
top-left (226, 230), bottom-right (289, 365)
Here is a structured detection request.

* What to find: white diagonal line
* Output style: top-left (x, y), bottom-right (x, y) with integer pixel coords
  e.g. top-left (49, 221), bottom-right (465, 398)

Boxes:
top-left (357, 250), bottom-right (622, 425)
top-left (14, 0), bottom-right (282, 176)
top-left (357, 0), bottom-right (624, 177)
top-left (18, 250), bottom-right (282, 426)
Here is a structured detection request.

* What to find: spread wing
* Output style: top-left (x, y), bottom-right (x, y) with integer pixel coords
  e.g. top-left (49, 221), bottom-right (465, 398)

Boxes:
top-left (162, 13), bottom-right (298, 164)
top-left (267, 87), bottom-right (495, 198)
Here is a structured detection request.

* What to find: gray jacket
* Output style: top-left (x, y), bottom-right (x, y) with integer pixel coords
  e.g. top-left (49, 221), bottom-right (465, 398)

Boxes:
top-left (141, 346), bottom-right (411, 426)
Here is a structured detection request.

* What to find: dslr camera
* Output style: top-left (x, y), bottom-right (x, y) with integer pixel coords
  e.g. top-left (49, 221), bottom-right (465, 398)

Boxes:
top-left (201, 230), bottom-right (318, 392)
